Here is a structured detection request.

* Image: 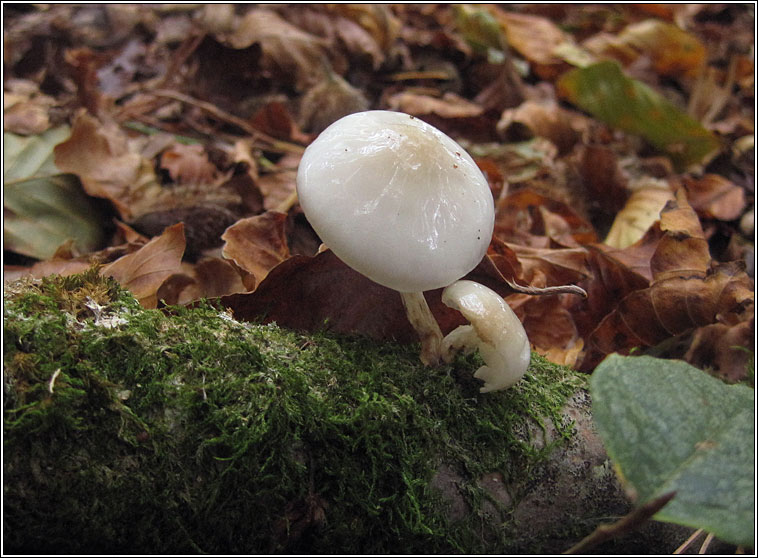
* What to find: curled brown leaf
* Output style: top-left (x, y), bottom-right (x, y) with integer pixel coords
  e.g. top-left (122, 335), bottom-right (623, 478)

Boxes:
top-left (102, 223), bottom-right (187, 308)
top-left (221, 211), bottom-right (291, 291)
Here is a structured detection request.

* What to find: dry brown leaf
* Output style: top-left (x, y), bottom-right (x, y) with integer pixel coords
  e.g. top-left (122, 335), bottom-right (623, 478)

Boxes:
top-left (293, 5), bottom-right (392, 70)
top-left (580, 261), bottom-right (754, 371)
top-left (495, 190), bottom-right (597, 247)
top-left (509, 292), bottom-right (582, 366)
top-left (256, 153), bottom-right (300, 211)
top-left (159, 143), bottom-right (219, 185)
top-left (498, 242), bottom-right (590, 288)
top-left (326, 4), bottom-right (400, 52)
top-left (682, 173), bottom-right (747, 221)
top-left (157, 257), bottom-right (247, 305)
top-left (299, 74), bottom-right (369, 134)
top-left (221, 211), bottom-right (291, 291)
top-left (604, 179), bottom-right (674, 249)
top-left (584, 19), bottom-right (707, 80)
top-left (220, 9), bottom-right (329, 91)
top-left (3, 79), bottom-right (55, 135)
top-left (485, 240), bottom-right (589, 368)
top-left (102, 223), bottom-right (187, 308)
top-left (650, 188), bottom-right (710, 281)
top-left (491, 10), bottom-right (571, 78)
top-left (684, 320), bottom-right (754, 382)
top-left (53, 110), bottom-right (162, 219)
top-left (570, 245), bottom-right (652, 342)
top-left (220, 249), bottom-right (519, 343)
top-left (497, 100), bottom-right (584, 154)
top-left (576, 144), bottom-right (629, 216)
top-left (221, 250), bottom-right (427, 342)
top-left (386, 91), bottom-right (484, 119)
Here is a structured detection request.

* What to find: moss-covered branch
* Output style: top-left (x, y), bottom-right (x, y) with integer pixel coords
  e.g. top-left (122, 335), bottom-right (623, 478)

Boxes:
top-left (3, 270), bottom-right (680, 553)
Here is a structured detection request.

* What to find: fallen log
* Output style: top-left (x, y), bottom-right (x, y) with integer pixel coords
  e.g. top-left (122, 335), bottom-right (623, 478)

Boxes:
top-left (3, 270), bottom-right (690, 553)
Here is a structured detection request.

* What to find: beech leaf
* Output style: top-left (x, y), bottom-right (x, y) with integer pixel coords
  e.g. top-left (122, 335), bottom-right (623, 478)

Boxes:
top-left (557, 61), bottom-right (720, 169)
top-left (4, 128), bottom-right (106, 260)
top-left (221, 211), bottom-right (291, 290)
top-left (102, 223), bottom-right (187, 308)
top-left (591, 354), bottom-right (754, 547)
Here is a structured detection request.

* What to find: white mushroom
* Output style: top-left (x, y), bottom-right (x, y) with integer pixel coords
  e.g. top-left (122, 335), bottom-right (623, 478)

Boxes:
top-left (441, 280), bottom-right (530, 392)
top-left (296, 110), bottom-right (495, 365)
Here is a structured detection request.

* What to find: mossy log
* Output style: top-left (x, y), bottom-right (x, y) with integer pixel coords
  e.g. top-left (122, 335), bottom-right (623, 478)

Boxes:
top-left (3, 270), bottom-right (684, 554)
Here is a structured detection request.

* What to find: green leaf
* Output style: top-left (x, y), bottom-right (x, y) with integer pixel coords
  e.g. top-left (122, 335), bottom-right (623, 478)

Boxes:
top-left (4, 128), bottom-right (106, 260)
top-left (590, 354), bottom-right (754, 547)
top-left (453, 4), bottom-right (506, 64)
top-left (557, 60), bottom-right (720, 169)
top-left (3, 126), bottom-right (71, 182)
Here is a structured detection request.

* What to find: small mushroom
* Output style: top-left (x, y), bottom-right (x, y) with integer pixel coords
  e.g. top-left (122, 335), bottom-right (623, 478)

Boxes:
top-left (441, 280), bottom-right (530, 392)
top-left (296, 110), bottom-right (495, 365)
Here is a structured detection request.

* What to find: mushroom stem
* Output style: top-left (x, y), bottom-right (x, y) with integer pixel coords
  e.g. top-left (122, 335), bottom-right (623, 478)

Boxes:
top-left (399, 291), bottom-right (444, 366)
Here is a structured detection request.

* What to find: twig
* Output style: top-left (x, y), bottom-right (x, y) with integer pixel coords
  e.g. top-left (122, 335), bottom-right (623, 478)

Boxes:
top-left (484, 255), bottom-right (588, 298)
top-left (674, 528), bottom-right (705, 554)
top-left (698, 532), bottom-right (715, 554)
top-left (503, 277), bottom-right (588, 298)
top-left (563, 491), bottom-right (676, 554)
top-left (148, 89), bottom-right (304, 154)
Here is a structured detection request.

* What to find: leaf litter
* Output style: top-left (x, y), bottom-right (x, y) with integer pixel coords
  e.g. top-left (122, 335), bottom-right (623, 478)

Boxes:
top-left (3, 4), bottom-right (754, 381)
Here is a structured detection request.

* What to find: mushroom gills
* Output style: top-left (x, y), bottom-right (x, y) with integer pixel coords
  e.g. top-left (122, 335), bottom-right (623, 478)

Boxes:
top-left (441, 280), bottom-right (531, 392)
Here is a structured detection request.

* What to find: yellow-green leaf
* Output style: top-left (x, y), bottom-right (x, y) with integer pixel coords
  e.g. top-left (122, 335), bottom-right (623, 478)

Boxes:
top-left (557, 61), bottom-right (720, 169)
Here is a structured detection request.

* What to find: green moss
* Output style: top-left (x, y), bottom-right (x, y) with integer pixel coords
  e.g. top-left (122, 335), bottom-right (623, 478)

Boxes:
top-left (3, 270), bottom-right (586, 554)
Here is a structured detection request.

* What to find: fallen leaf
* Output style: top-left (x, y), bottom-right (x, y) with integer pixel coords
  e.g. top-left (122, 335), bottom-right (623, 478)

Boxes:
top-left (299, 73), bottom-right (369, 134)
top-left (54, 110), bottom-right (162, 219)
top-left (684, 320), bottom-right (755, 382)
top-left (497, 100), bottom-right (584, 154)
top-left (591, 354), bottom-right (754, 547)
top-left (3, 126), bottom-right (70, 182)
top-left (514, 293), bottom-right (582, 365)
top-left (604, 179), bottom-right (675, 249)
top-left (159, 143), bottom-right (220, 185)
top-left (220, 249), bottom-right (489, 343)
top-left (256, 153), bottom-right (300, 211)
top-left (584, 19), bottom-right (707, 80)
top-left (682, 174), bottom-right (747, 221)
top-left (557, 60), bottom-right (721, 169)
top-left (102, 223), bottom-right (187, 308)
top-left (219, 9), bottom-right (328, 91)
top-left (570, 244), bottom-right (652, 342)
top-left (250, 101), bottom-right (312, 144)
top-left (292, 5), bottom-right (391, 71)
top-left (4, 126), bottom-right (107, 260)
top-left (650, 189), bottom-right (710, 281)
top-left (221, 211), bottom-right (291, 291)
top-left (453, 4), bottom-right (507, 63)
top-left (325, 4), bottom-right (400, 53)
top-left (156, 257), bottom-right (247, 306)
top-left (3, 79), bottom-right (56, 135)
top-left (492, 10), bottom-right (572, 78)
top-left (4, 174), bottom-right (106, 260)
top-left (221, 250), bottom-right (421, 341)
top-left (495, 189), bottom-right (597, 247)
top-left (386, 91), bottom-right (484, 119)
top-left (580, 261), bottom-right (754, 371)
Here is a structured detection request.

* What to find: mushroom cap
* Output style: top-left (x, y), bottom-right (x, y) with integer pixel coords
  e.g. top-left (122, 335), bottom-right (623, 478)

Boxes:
top-left (442, 280), bottom-right (530, 392)
top-left (296, 110), bottom-right (495, 292)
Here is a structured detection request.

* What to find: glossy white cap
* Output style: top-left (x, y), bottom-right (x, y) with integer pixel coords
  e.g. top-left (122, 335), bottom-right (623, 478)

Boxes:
top-left (296, 110), bottom-right (494, 293)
